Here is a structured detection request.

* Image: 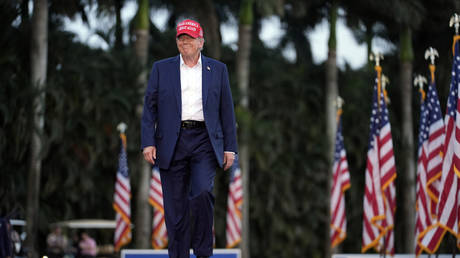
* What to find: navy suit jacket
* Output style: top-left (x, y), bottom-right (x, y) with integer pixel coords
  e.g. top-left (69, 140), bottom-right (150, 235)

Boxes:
top-left (141, 54), bottom-right (238, 169)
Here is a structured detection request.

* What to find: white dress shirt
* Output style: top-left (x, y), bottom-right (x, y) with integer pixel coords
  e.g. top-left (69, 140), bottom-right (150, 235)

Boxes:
top-left (180, 54), bottom-right (204, 121)
top-left (179, 54), bottom-right (234, 156)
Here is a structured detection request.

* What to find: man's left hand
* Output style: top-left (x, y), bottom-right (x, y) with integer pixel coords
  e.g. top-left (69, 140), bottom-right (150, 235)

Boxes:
top-left (223, 152), bottom-right (235, 171)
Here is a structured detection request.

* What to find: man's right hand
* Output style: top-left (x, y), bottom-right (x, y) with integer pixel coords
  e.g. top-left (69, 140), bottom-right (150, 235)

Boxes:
top-left (143, 146), bottom-right (156, 165)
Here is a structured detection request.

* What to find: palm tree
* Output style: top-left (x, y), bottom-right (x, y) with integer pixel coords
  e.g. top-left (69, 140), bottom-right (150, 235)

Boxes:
top-left (397, 17), bottom-right (417, 255)
top-left (133, 0), bottom-right (149, 65)
top-left (132, 0), bottom-right (151, 249)
top-left (192, 0), bottom-right (221, 59)
top-left (386, 1), bottom-right (424, 251)
top-left (325, 1), bottom-right (338, 257)
top-left (95, 0), bottom-right (127, 50)
top-left (236, 2), bottom-right (253, 257)
top-left (114, 0), bottom-right (125, 50)
top-left (26, 0), bottom-right (48, 257)
top-left (236, 0), bottom-right (285, 256)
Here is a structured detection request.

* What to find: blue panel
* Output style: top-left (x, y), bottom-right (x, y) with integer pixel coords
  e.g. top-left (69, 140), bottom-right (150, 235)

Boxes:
top-left (125, 255), bottom-right (169, 258)
top-left (124, 253), bottom-right (237, 258)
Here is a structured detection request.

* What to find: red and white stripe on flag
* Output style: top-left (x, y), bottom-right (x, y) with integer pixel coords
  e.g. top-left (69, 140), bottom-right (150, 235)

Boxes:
top-left (226, 166), bottom-right (243, 248)
top-left (419, 35), bottom-right (460, 254)
top-left (362, 66), bottom-right (397, 255)
top-left (330, 112), bottom-right (351, 248)
top-left (415, 65), bottom-right (445, 256)
top-left (149, 167), bottom-right (168, 249)
top-left (113, 133), bottom-right (132, 251)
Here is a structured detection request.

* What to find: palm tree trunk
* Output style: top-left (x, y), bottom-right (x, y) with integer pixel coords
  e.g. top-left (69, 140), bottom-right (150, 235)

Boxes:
top-left (399, 25), bottom-right (415, 253)
top-left (325, 1), bottom-right (338, 257)
top-left (133, 0), bottom-right (151, 249)
top-left (114, 0), bottom-right (124, 50)
top-left (364, 21), bottom-right (373, 69)
top-left (133, 0), bottom-right (149, 66)
top-left (21, 0), bottom-right (29, 24)
top-left (192, 0), bottom-right (221, 59)
top-left (26, 0), bottom-right (48, 257)
top-left (236, 1), bottom-right (253, 257)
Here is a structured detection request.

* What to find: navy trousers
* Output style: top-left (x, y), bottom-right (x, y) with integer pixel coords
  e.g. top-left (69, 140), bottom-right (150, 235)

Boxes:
top-left (160, 127), bottom-right (217, 258)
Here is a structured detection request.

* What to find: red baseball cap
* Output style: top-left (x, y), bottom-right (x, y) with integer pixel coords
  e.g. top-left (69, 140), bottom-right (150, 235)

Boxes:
top-left (176, 19), bottom-right (203, 38)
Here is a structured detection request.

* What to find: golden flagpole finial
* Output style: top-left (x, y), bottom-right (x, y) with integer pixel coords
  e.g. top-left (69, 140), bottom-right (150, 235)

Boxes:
top-left (413, 75), bottom-right (427, 90)
top-left (369, 52), bottom-right (384, 67)
top-left (413, 74), bottom-right (427, 101)
top-left (449, 13), bottom-right (460, 35)
top-left (335, 96), bottom-right (344, 122)
top-left (424, 47), bottom-right (439, 65)
top-left (335, 96), bottom-right (344, 109)
top-left (370, 52), bottom-right (384, 107)
top-left (381, 74), bottom-right (389, 88)
top-left (381, 74), bottom-right (390, 104)
top-left (117, 122), bottom-right (127, 134)
top-left (425, 47), bottom-right (438, 83)
top-left (117, 122), bottom-right (128, 148)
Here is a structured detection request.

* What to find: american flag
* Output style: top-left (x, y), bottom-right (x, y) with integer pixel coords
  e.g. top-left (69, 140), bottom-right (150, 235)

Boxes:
top-left (361, 67), bottom-right (397, 255)
top-left (419, 35), bottom-right (460, 253)
top-left (226, 158), bottom-right (243, 248)
top-left (113, 133), bottom-right (132, 251)
top-left (415, 66), bottom-right (445, 256)
top-left (330, 109), bottom-right (351, 248)
top-left (149, 166), bottom-right (168, 249)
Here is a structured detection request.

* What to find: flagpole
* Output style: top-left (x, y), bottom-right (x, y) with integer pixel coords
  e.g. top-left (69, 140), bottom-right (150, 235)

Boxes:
top-left (449, 233), bottom-right (457, 257)
top-left (369, 52), bottom-right (384, 107)
top-left (381, 75), bottom-right (390, 104)
top-left (370, 52), bottom-right (386, 258)
top-left (424, 48), bottom-right (438, 257)
top-left (117, 122), bottom-right (127, 147)
top-left (114, 122), bottom-right (132, 251)
top-left (382, 72), bottom-right (389, 258)
top-left (413, 73), bottom-right (427, 257)
top-left (424, 48), bottom-right (442, 257)
top-left (449, 13), bottom-right (460, 258)
top-left (382, 71), bottom-right (389, 258)
top-left (381, 237), bottom-right (386, 258)
top-left (413, 75), bottom-right (427, 97)
top-left (330, 96), bottom-right (351, 252)
top-left (335, 96), bottom-right (343, 123)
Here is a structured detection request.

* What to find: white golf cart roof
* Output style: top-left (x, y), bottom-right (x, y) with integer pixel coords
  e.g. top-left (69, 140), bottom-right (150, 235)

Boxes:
top-left (52, 219), bottom-right (117, 229)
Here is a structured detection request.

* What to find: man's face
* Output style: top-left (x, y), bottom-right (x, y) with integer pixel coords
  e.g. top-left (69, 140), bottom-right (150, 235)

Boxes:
top-left (176, 34), bottom-right (203, 58)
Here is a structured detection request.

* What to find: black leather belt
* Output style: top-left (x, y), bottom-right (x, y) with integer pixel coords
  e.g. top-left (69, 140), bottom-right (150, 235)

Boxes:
top-left (181, 120), bottom-right (205, 129)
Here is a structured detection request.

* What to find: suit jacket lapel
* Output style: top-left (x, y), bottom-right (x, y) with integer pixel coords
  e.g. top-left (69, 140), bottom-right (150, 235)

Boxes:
top-left (202, 55), bottom-right (211, 108)
top-left (171, 55), bottom-right (181, 116)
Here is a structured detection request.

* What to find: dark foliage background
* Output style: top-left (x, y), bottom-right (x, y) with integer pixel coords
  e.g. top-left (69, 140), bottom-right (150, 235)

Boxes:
top-left (1, 0), bottom-right (460, 257)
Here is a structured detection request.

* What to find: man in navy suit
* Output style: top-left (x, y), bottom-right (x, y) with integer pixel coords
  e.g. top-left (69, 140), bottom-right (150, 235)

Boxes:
top-left (141, 19), bottom-right (238, 258)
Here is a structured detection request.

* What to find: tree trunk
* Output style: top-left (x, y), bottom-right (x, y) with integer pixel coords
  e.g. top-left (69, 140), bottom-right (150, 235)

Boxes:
top-left (26, 0), bottom-right (48, 257)
top-left (364, 21), bottom-right (373, 70)
top-left (192, 0), bottom-right (221, 59)
top-left (21, 0), bottom-right (29, 24)
top-left (236, 1), bottom-right (253, 257)
top-left (325, 1), bottom-right (338, 257)
top-left (133, 0), bottom-right (151, 249)
top-left (114, 0), bottom-right (123, 50)
top-left (399, 25), bottom-right (415, 253)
